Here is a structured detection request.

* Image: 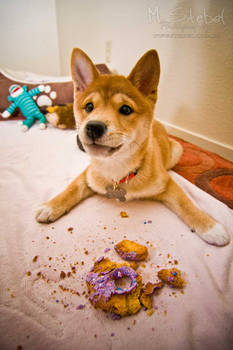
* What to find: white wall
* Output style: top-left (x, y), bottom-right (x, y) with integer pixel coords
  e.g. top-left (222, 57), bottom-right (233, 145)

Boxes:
top-left (55, 0), bottom-right (233, 159)
top-left (0, 0), bottom-right (232, 159)
top-left (0, 0), bottom-right (60, 75)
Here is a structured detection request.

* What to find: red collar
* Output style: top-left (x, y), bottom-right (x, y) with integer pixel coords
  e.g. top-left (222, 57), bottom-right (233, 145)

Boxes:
top-left (114, 169), bottom-right (138, 186)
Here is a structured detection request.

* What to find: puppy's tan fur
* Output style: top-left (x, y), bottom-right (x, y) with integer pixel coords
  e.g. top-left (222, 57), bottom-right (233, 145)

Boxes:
top-left (36, 48), bottom-right (230, 246)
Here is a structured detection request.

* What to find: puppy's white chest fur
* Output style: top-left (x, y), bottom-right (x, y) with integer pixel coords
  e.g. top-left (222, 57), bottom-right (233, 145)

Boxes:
top-left (86, 160), bottom-right (168, 201)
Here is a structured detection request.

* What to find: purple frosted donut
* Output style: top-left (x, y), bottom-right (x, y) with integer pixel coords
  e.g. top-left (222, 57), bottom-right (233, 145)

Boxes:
top-left (86, 265), bottom-right (138, 303)
top-left (110, 266), bottom-right (137, 295)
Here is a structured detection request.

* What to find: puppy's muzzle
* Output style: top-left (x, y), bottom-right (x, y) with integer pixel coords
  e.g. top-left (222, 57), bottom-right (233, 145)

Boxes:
top-left (85, 121), bottom-right (107, 141)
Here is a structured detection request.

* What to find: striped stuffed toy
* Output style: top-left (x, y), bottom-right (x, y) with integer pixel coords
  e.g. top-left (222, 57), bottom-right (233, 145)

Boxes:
top-left (2, 84), bottom-right (49, 131)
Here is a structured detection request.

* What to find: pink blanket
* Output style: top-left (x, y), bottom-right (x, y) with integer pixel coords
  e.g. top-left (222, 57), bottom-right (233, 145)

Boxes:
top-left (0, 121), bottom-right (232, 350)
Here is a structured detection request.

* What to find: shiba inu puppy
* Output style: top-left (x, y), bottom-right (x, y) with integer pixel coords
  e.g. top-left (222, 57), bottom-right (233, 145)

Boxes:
top-left (36, 48), bottom-right (230, 246)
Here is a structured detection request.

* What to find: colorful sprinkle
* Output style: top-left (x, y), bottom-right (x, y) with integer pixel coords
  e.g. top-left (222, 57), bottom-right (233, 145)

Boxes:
top-left (110, 313), bottom-right (121, 320)
top-left (76, 304), bottom-right (85, 310)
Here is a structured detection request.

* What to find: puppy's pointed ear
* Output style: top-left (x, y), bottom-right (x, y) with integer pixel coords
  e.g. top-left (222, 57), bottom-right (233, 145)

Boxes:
top-left (128, 50), bottom-right (160, 97)
top-left (71, 48), bottom-right (100, 91)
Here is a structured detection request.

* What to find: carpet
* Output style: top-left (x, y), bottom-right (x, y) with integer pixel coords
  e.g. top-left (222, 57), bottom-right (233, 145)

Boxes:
top-left (171, 136), bottom-right (233, 209)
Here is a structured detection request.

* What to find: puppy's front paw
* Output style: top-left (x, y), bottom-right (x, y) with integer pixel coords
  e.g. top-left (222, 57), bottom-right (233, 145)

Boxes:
top-left (36, 204), bottom-right (62, 223)
top-left (199, 223), bottom-right (231, 247)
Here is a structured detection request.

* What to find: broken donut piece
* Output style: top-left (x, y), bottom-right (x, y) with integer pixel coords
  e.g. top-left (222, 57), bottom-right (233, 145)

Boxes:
top-left (114, 240), bottom-right (148, 261)
top-left (140, 282), bottom-right (164, 309)
top-left (158, 268), bottom-right (186, 288)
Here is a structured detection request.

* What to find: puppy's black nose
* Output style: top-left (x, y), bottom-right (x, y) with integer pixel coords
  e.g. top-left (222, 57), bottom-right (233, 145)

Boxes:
top-left (85, 121), bottom-right (107, 141)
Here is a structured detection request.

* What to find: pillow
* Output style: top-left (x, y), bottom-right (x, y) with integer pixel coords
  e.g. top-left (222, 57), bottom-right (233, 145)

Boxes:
top-left (0, 64), bottom-right (111, 121)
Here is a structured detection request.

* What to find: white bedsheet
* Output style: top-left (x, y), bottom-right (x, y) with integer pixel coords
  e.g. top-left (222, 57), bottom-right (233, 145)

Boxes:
top-left (0, 121), bottom-right (233, 350)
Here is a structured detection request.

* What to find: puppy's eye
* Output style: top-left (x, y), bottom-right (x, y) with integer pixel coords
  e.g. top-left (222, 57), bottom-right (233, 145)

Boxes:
top-left (85, 102), bottom-right (94, 113)
top-left (119, 105), bottom-right (133, 116)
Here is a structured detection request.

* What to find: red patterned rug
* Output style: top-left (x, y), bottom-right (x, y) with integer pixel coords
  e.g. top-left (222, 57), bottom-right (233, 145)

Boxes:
top-left (171, 136), bottom-right (233, 209)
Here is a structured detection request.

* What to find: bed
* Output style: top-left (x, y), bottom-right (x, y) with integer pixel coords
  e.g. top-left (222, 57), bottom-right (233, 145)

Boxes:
top-left (1, 65), bottom-right (233, 349)
top-left (0, 119), bottom-right (233, 350)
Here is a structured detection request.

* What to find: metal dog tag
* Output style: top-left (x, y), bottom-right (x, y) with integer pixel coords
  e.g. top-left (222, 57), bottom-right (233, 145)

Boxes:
top-left (105, 185), bottom-right (127, 202)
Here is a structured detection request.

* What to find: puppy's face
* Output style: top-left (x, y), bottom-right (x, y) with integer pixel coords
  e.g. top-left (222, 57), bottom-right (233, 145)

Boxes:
top-left (71, 49), bottom-right (160, 159)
